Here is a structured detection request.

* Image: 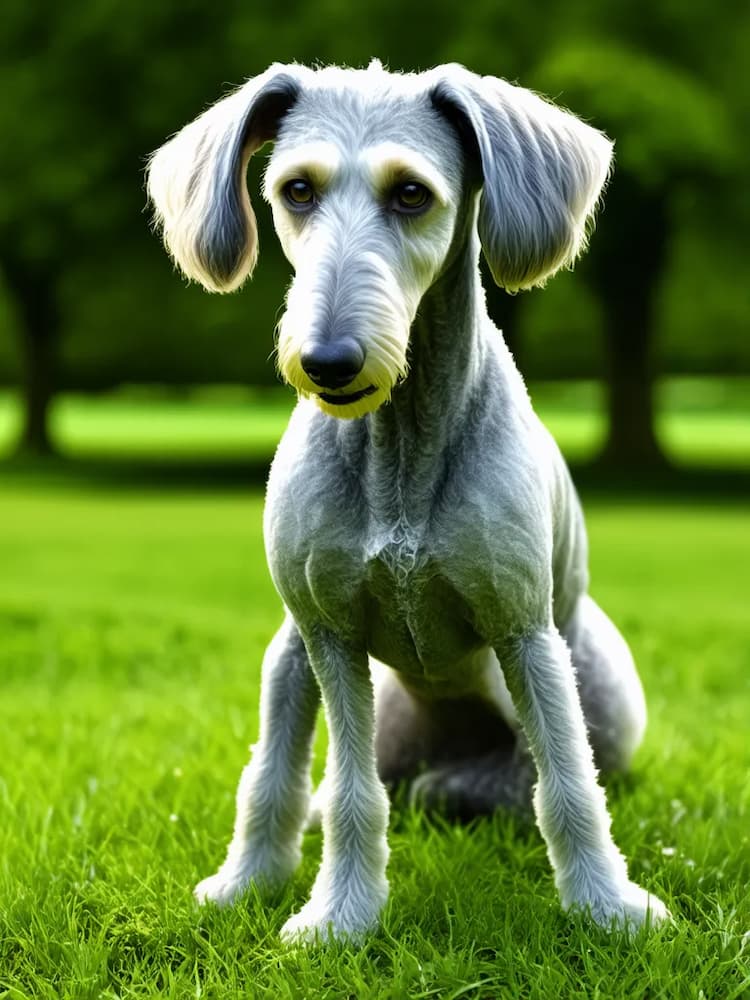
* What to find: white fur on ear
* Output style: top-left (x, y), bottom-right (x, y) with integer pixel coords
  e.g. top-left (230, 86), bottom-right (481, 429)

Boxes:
top-left (146, 64), bottom-right (308, 293)
top-left (431, 66), bottom-right (613, 291)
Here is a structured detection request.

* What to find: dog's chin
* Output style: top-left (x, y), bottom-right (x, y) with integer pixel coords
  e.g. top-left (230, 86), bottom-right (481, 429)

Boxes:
top-left (309, 385), bottom-right (389, 420)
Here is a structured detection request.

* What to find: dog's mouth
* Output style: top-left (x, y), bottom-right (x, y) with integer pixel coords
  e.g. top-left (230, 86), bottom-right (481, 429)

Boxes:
top-left (317, 386), bottom-right (377, 406)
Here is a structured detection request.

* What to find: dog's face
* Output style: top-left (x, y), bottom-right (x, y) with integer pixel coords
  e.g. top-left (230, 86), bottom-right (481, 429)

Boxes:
top-left (147, 62), bottom-right (612, 420)
top-left (266, 75), bottom-right (466, 418)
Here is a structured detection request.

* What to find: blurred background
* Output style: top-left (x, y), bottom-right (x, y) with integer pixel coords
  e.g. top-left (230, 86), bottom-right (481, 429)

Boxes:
top-left (0, 0), bottom-right (748, 477)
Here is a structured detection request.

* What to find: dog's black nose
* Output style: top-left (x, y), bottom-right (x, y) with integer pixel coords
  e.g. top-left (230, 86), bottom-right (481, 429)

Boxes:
top-left (300, 339), bottom-right (365, 389)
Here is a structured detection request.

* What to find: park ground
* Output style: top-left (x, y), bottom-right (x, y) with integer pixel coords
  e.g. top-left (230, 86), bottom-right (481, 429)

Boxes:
top-left (0, 381), bottom-right (749, 999)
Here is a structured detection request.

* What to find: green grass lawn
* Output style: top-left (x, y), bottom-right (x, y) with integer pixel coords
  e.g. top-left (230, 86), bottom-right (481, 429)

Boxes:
top-left (1, 376), bottom-right (749, 467)
top-left (1, 463), bottom-right (749, 999)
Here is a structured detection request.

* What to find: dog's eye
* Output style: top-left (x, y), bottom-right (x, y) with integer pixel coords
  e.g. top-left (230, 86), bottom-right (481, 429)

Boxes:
top-left (392, 182), bottom-right (432, 215)
top-left (283, 179), bottom-right (315, 210)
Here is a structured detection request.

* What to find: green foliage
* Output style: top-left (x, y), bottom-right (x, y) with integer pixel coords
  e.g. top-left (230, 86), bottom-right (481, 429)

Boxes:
top-left (1, 5), bottom-right (211, 255)
top-left (0, 0), bottom-right (749, 396)
top-left (536, 41), bottom-right (734, 187)
top-left (1, 474), bottom-right (748, 997)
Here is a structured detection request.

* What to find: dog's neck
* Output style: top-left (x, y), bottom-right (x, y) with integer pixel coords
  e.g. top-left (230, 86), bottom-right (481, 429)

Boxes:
top-left (353, 234), bottom-right (496, 528)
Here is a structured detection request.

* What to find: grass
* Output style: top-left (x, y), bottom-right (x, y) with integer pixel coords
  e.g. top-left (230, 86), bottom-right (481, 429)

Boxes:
top-left (1, 398), bottom-right (749, 997)
top-left (1, 376), bottom-right (749, 467)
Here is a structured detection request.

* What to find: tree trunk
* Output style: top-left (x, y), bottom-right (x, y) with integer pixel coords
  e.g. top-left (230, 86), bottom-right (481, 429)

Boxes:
top-left (19, 321), bottom-right (57, 455)
top-left (2, 258), bottom-right (60, 456)
top-left (600, 287), bottom-right (664, 469)
top-left (585, 174), bottom-right (670, 471)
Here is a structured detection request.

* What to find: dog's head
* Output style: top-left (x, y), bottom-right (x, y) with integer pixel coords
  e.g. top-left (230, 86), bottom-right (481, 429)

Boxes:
top-left (147, 62), bottom-right (612, 419)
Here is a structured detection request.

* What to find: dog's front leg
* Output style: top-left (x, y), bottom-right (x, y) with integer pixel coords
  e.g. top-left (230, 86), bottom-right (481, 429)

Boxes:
top-left (498, 625), bottom-right (669, 929)
top-left (281, 628), bottom-right (390, 944)
top-left (195, 614), bottom-right (320, 906)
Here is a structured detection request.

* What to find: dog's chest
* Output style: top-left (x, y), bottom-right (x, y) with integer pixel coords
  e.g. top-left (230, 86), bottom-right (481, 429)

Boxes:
top-left (363, 527), bottom-right (484, 685)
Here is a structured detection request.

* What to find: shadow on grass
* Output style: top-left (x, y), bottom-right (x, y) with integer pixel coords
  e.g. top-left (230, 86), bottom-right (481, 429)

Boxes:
top-left (568, 458), bottom-right (750, 501)
top-left (2, 450), bottom-right (750, 500)
top-left (1, 452), bottom-right (272, 493)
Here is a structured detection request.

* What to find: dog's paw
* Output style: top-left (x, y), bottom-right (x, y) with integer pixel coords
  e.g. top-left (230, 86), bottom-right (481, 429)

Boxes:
top-left (280, 878), bottom-right (388, 946)
top-left (194, 868), bottom-right (250, 907)
top-left (569, 880), bottom-right (671, 931)
top-left (194, 851), bottom-right (298, 907)
top-left (409, 758), bottom-right (533, 819)
top-left (280, 899), bottom-right (379, 946)
top-left (409, 767), bottom-right (461, 814)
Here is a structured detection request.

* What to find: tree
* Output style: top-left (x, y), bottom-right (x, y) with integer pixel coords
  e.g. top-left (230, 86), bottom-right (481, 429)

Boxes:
top-left (535, 41), bottom-right (735, 469)
top-left (0, 3), bottom-right (238, 453)
top-left (1, 0), bottom-right (746, 465)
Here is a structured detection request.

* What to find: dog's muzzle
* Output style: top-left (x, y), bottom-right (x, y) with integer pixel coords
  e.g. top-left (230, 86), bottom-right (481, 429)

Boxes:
top-left (318, 386), bottom-right (378, 406)
top-left (300, 338), bottom-right (364, 390)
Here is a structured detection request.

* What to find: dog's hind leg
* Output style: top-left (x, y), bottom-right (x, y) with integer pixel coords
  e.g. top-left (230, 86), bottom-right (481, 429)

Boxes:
top-left (398, 594), bottom-right (647, 821)
top-left (408, 739), bottom-right (535, 819)
top-left (374, 659), bottom-right (535, 819)
top-left (563, 595), bottom-right (647, 774)
top-left (373, 660), bottom-right (437, 787)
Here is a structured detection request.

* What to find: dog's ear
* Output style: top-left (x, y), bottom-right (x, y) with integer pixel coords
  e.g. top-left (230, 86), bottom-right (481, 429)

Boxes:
top-left (147, 64), bottom-right (308, 293)
top-left (431, 66), bottom-right (613, 291)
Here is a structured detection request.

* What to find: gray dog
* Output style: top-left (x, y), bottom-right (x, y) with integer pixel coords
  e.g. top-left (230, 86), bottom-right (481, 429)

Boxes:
top-left (147, 61), bottom-right (668, 942)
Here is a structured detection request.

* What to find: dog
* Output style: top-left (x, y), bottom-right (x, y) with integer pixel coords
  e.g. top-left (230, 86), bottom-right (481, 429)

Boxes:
top-left (147, 60), bottom-right (669, 942)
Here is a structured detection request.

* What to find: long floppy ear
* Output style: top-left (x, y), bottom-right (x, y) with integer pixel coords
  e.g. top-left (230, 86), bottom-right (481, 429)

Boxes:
top-left (431, 65), bottom-right (613, 291)
top-left (146, 64), bottom-right (308, 293)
